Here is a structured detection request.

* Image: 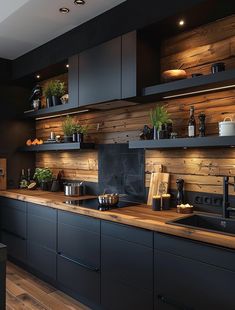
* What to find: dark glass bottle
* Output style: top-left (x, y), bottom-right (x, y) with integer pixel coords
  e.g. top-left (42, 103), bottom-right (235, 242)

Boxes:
top-left (19, 169), bottom-right (28, 188)
top-left (188, 106), bottom-right (196, 137)
top-left (198, 113), bottom-right (206, 137)
top-left (27, 168), bottom-right (31, 183)
top-left (176, 178), bottom-right (184, 205)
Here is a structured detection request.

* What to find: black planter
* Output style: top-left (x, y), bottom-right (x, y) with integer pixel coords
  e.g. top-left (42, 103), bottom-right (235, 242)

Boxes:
top-left (46, 96), bottom-right (53, 108)
top-left (40, 180), bottom-right (52, 191)
top-left (77, 133), bottom-right (84, 143)
top-left (52, 95), bottom-right (62, 106)
top-left (64, 136), bottom-right (73, 143)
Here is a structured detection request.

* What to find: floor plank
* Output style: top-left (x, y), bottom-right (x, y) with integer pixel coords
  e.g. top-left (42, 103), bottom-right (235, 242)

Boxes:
top-left (6, 262), bottom-right (91, 310)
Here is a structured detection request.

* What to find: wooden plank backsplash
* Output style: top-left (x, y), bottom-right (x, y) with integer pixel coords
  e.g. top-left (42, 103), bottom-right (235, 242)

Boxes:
top-left (36, 14), bottom-right (235, 195)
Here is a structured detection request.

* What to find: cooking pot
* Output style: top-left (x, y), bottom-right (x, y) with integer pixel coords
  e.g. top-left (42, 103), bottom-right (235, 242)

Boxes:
top-left (98, 193), bottom-right (119, 206)
top-left (219, 117), bottom-right (235, 136)
top-left (64, 182), bottom-right (83, 197)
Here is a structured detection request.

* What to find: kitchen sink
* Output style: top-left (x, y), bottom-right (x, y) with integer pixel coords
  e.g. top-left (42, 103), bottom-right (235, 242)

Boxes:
top-left (167, 213), bottom-right (235, 236)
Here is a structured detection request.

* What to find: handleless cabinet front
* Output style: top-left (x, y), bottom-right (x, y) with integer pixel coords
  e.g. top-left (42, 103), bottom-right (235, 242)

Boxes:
top-left (57, 210), bottom-right (101, 306)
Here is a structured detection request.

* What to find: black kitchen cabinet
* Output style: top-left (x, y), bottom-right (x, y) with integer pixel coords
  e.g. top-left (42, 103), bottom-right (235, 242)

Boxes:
top-left (27, 203), bottom-right (57, 281)
top-left (79, 36), bottom-right (122, 106)
top-left (0, 244), bottom-right (6, 310)
top-left (0, 197), bottom-right (27, 263)
top-left (154, 233), bottom-right (235, 310)
top-left (101, 221), bottom-right (153, 310)
top-left (57, 210), bottom-right (101, 306)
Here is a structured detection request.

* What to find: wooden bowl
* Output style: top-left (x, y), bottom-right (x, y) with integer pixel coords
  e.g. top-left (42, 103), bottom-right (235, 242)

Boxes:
top-left (162, 69), bottom-right (187, 83)
top-left (176, 205), bottom-right (194, 214)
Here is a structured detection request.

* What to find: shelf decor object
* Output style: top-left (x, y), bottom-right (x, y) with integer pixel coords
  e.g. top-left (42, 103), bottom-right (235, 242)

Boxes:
top-left (18, 142), bottom-right (95, 152)
top-left (129, 136), bottom-right (235, 149)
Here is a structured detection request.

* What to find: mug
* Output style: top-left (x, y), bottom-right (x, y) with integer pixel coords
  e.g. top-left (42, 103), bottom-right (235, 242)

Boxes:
top-left (219, 117), bottom-right (235, 136)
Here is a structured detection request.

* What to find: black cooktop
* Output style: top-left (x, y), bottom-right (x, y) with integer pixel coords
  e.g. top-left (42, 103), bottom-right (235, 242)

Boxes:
top-left (64, 198), bottom-right (140, 211)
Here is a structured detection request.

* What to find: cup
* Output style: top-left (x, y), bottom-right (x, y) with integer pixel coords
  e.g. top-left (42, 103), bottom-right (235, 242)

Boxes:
top-left (152, 196), bottom-right (161, 211)
top-left (211, 62), bottom-right (225, 74)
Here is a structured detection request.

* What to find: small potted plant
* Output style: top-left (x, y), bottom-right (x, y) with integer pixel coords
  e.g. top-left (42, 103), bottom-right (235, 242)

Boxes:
top-left (44, 80), bottom-right (65, 106)
top-left (33, 168), bottom-right (53, 191)
top-left (73, 122), bottom-right (89, 143)
top-left (62, 115), bottom-right (75, 143)
top-left (150, 106), bottom-right (172, 139)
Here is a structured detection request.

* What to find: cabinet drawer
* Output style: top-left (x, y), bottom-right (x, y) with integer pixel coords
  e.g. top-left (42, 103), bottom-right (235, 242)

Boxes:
top-left (155, 250), bottom-right (235, 310)
top-left (101, 221), bottom-right (153, 247)
top-left (154, 232), bottom-right (235, 272)
top-left (28, 204), bottom-right (57, 250)
top-left (101, 234), bottom-right (153, 291)
top-left (57, 254), bottom-right (100, 305)
top-left (58, 211), bottom-right (100, 268)
top-left (2, 231), bottom-right (27, 262)
top-left (0, 199), bottom-right (26, 239)
top-left (28, 242), bottom-right (56, 281)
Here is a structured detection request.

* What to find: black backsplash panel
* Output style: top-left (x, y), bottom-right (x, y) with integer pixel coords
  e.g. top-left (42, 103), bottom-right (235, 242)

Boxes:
top-left (98, 144), bottom-right (145, 202)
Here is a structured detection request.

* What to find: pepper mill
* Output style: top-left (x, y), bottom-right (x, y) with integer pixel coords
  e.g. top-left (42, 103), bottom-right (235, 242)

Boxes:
top-left (176, 178), bottom-right (184, 205)
top-left (198, 113), bottom-right (206, 137)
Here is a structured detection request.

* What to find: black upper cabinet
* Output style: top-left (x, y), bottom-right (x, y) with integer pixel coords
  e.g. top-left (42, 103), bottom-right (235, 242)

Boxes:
top-left (79, 36), bottom-right (122, 106)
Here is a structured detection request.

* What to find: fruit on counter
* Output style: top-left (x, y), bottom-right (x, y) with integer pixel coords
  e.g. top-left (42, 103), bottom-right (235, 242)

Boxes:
top-left (26, 138), bottom-right (43, 146)
top-left (28, 182), bottom-right (37, 190)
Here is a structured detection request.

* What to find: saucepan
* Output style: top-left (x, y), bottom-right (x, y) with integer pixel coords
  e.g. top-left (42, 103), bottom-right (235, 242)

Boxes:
top-left (98, 193), bottom-right (119, 206)
top-left (64, 182), bottom-right (84, 197)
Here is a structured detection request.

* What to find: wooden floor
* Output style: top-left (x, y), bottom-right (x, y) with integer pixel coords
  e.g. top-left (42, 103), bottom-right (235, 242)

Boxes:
top-left (6, 262), bottom-right (91, 310)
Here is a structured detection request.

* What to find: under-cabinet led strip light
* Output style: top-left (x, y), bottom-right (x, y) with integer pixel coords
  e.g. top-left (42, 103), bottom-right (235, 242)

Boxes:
top-left (163, 84), bottom-right (235, 99)
top-left (35, 109), bottom-right (89, 121)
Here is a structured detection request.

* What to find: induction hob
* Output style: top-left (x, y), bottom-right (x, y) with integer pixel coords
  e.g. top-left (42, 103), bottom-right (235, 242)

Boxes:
top-left (64, 198), bottom-right (140, 211)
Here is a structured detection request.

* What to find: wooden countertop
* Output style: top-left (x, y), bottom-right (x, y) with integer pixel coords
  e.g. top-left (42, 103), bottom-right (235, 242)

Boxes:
top-left (0, 189), bottom-right (234, 250)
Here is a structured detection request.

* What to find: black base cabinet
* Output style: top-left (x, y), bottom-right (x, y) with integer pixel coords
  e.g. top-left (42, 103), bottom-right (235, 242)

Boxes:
top-left (0, 198), bottom-right (27, 263)
top-left (101, 221), bottom-right (154, 310)
top-left (154, 233), bottom-right (235, 310)
top-left (57, 211), bottom-right (101, 306)
top-left (27, 203), bottom-right (57, 281)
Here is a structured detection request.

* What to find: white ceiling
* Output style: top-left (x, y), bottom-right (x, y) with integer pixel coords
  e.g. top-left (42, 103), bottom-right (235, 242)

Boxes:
top-left (0, 0), bottom-right (126, 60)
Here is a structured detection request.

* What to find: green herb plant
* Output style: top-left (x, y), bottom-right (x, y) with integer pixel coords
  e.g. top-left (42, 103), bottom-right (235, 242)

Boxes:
top-left (43, 80), bottom-right (65, 98)
top-left (33, 168), bottom-right (53, 184)
top-left (150, 105), bottom-right (172, 131)
top-left (62, 115), bottom-right (76, 137)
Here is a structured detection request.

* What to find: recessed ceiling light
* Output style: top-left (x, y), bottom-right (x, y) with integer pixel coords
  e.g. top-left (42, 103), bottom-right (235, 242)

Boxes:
top-left (36, 75), bottom-right (40, 79)
top-left (74, 0), bottom-right (85, 5)
top-left (178, 19), bottom-right (185, 27)
top-left (59, 7), bottom-right (70, 14)
top-left (66, 64), bottom-right (69, 68)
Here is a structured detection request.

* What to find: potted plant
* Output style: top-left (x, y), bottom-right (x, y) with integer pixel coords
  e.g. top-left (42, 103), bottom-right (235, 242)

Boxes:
top-left (73, 122), bottom-right (89, 143)
top-left (62, 115), bottom-right (75, 143)
top-left (44, 80), bottom-right (65, 106)
top-left (33, 168), bottom-right (53, 191)
top-left (150, 106), bottom-right (172, 139)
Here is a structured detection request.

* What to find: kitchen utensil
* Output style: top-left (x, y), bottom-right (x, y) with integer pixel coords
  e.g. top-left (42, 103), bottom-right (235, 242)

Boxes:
top-left (98, 193), bottom-right (119, 206)
top-left (147, 171), bottom-right (170, 206)
top-left (219, 117), bottom-right (235, 136)
top-left (64, 182), bottom-right (84, 196)
top-left (211, 62), bottom-right (225, 74)
top-left (162, 69), bottom-right (187, 82)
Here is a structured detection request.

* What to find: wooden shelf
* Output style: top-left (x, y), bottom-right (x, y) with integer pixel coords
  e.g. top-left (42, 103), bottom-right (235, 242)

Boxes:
top-left (19, 142), bottom-right (95, 152)
top-left (129, 136), bottom-right (235, 149)
top-left (24, 103), bottom-right (78, 119)
top-left (143, 69), bottom-right (235, 100)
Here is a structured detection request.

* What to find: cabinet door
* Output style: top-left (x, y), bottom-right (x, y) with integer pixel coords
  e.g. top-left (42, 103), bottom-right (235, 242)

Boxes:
top-left (155, 250), bottom-right (235, 310)
top-left (27, 203), bottom-right (57, 280)
top-left (79, 37), bottom-right (122, 106)
top-left (57, 211), bottom-right (100, 305)
top-left (101, 221), bottom-right (153, 310)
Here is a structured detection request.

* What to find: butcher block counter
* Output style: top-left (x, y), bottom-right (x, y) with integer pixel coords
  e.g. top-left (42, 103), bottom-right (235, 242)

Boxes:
top-left (0, 189), bottom-right (234, 250)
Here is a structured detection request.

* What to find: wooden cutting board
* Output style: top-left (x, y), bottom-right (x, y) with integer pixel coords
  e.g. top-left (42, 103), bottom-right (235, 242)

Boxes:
top-left (147, 171), bottom-right (170, 206)
top-left (0, 159), bottom-right (7, 190)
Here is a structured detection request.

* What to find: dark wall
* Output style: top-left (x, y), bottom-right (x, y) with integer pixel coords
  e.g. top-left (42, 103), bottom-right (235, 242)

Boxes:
top-left (12, 0), bottom-right (206, 79)
top-left (0, 84), bottom-right (35, 188)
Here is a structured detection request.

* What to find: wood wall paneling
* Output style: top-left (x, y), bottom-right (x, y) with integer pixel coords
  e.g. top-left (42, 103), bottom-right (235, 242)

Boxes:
top-left (36, 15), bottom-right (235, 197)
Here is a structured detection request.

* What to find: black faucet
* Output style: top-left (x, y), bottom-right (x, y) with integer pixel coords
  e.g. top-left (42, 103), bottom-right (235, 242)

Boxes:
top-left (222, 176), bottom-right (235, 218)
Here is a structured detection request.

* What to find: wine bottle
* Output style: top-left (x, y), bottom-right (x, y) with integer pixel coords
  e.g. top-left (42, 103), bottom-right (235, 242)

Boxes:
top-left (188, 106), bottom-right (196, 137)
top-left (27, 168), bottom-right (31, 183)
top-left (19, 169), bottom-right (28, 189)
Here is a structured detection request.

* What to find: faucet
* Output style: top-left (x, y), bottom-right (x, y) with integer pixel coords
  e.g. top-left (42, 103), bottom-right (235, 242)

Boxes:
top-left (222, 176), bottom-right (235, 218)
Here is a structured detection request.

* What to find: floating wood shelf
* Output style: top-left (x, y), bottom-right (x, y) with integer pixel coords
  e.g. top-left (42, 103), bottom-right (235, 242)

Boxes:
top-left (19, 142), bottom-right (95, 152)
top-left (23, 103), bottom-right (79, 119)
top-left (129, 136), bottom-right (235, 149)
top-left (143, 69), bottom-right (235, 100)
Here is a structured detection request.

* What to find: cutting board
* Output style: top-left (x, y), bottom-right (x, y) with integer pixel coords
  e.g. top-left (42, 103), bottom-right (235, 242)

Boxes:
top-left (0, 159), bottom-right (7, 190)
top-left (147, 171), bottom-right (170, 206)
